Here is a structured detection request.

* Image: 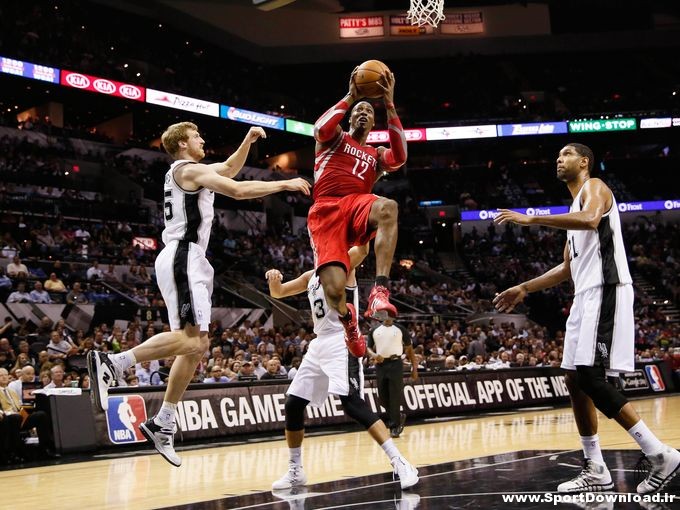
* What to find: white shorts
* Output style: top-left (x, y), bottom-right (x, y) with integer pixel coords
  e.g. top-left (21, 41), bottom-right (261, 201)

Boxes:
top-left (155, 240), bottom-right (213, 331)
top-left (287, 332), bottom-right (364, 407)
top-left (562, 284), bottom-right (634, 374)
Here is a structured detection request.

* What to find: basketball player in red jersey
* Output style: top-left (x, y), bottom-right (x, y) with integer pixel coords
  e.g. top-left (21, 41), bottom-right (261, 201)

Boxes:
top-left (309, 68), bottom-right (407, 358)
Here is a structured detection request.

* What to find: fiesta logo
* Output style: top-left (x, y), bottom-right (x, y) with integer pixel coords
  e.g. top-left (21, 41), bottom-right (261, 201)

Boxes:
top-left (119, 84), bottom-right (142, 99)
top-left (93, 79), bottom-right (116, 94)
top-left (66, 73), bottom-right (90, 88)
top-left (105, 395), bottom-right (148, 444)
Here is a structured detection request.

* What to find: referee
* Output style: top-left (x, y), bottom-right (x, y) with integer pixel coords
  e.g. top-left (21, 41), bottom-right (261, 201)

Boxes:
top-left (366, 318), bottom-right (418, 438)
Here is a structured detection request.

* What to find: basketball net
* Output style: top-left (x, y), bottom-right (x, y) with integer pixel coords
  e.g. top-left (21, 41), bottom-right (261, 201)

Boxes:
top-left (406, 0), bottom-right (446, 27)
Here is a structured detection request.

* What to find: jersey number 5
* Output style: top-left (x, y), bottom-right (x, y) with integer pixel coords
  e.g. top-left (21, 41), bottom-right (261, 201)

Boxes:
top-left (313, 298), bottom-right (326, 319)
top-left (164, 190), bottom-right (173, 221)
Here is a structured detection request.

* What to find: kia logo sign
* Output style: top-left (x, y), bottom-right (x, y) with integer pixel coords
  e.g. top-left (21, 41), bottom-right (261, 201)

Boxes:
top-left (119, 84), bottom-right (142, 100)
top-left (61, 70), bottom-right (145, 101)
top-left (94, 79), bottom-right (116, 94)
top-left (65, 72), bottom-right (90, 89)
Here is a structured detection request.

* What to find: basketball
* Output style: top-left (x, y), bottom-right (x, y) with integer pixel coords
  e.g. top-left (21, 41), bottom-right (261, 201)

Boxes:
top-left (354, 60), bottom-right (390, 99)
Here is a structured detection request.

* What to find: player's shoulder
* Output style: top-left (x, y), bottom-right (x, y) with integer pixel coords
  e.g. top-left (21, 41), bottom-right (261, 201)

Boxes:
top-left (583, 177), bottom-right (609, 191)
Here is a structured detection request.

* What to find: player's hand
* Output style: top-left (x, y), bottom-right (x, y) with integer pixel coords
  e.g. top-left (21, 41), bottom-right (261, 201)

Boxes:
top-left (493, 285), bottom-right (528, 313)
top-left (284, 177), bottom-right (311, 195)
top-left (245, 127), bottom-right (266, 144)
top-left (377, 71), bottom-right (396, 105)
top-left (348, 66), bottom-right (360, 101)
top-left (265, 269), bottom-right (283, 282)
top-left (494, 209), bottom-right (531, 226)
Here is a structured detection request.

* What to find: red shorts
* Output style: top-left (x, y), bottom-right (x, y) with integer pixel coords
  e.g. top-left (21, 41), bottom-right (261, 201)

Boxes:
top-left (308, 194), bottom-right (379, 272)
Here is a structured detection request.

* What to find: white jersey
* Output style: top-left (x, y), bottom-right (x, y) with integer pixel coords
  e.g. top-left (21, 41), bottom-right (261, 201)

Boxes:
top-left (307, 272), bottom-right (359, 337)
top-left (567, 183), bottom-right (632, 295)
top-left (161, 160), bottom-right (215, 252)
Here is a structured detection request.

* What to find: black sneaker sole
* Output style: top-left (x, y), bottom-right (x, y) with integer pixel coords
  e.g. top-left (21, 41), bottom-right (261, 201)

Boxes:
top-left (139, 421), bottom-right (181, 467)
top-left (86, 351), bottom-right (106, 412)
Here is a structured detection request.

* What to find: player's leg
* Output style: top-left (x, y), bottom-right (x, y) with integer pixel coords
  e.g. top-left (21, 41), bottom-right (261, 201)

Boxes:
top-left (273, 351), bottom-right (328, 490)
top-left (272, 395), bottom-right (310, 490)
top-left (339, 392), bottom-right (418, 489)
top-left (376, 365), bottom-right (392, 427)
top-left (137, 325), bottom-right (207, 467)
top-left (318, 264), bottom-right (365, 357)
top-left (557, 290), bottom-right (613, 493)
top-left (366, 197), bottom-right (398, 319)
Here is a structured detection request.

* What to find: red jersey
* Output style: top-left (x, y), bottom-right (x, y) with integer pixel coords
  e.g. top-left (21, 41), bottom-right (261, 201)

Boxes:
top-left (313, 132), bottom-right (379, 200)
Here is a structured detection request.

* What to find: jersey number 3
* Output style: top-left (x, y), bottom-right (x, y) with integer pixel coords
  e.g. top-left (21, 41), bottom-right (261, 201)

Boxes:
top-left (164, 190), bottom-right (173, 221)
top-left (313, 298), bottom-right (326, 319)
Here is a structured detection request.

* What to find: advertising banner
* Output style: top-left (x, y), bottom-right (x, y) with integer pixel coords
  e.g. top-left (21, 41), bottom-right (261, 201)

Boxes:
top-left (146, 88), bottom-right (219, 117)
top-left (568, 118), bottom-right (636, 133)
top-left (61, 71), bottom-right (145, 101)
top-left (497, 122), bottom-right (568, 137)
top-left (1, 56), bottom-right (59, 83)
top-left (339, 16), bottom-right (385, 38)
top-left (81, 363), bottom-right (670, 448)
top-left (285, 119), bottom-right (314, 137)
top-left (366, 128), bottom-right (426, 144)
top-left (462, 200), bottom-right (680, 221)
top-left (640, 118), bottom-right (672, 129)
top-left (389, 15), bottom-right (435, 36)
top-left (440, 11), bottom-right (484, 34)
top-left (220, 106), bottom-right (285, 130)
top-left (425, 124), bottom-right (497, 141)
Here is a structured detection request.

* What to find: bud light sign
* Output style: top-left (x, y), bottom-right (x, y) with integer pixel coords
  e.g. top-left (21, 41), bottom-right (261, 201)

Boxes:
top-left (220, 105), bottom-right (285, 130)
top-left (61, 71), bottom-right (145, 101)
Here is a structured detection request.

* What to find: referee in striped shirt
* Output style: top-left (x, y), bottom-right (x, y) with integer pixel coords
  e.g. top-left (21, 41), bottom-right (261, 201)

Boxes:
top-left (367, 318), bottom-right (418, 438)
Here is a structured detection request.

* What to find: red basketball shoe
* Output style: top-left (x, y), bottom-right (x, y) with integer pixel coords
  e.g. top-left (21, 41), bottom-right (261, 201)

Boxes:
top-left (365, 285), bottom-right (398, 320)
top-left (342, 303), bottom-right (366, 357)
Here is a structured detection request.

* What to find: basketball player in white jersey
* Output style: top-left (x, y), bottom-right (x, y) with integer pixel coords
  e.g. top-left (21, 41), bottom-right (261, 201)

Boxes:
top-left (265, 245), bottom-right (418, 491)
top-left (493, 143), bottom-right (680, 495)
top-left (88, 122), bottom-right (310, 466)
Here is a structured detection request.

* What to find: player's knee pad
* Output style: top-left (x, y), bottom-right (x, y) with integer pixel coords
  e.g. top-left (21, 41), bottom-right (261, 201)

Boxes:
top-left (340, 394), bottom-right (379, 429)
top-left (575, 365), bottom-right (628, 418)
top-left (284, 395), bottom-right (309, 431)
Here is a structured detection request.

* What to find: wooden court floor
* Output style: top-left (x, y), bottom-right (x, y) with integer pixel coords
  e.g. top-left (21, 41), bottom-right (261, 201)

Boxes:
top-left (3, 395), bottom-right (679, 509)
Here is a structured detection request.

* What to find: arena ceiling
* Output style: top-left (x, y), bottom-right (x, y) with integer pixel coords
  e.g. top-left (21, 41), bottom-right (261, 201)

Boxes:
top-left (93, 0), bottom-right (680, 64)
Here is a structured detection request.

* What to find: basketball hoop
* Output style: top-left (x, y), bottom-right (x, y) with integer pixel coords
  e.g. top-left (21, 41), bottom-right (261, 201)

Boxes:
top-left (406, 0), bottom-right (445, 28)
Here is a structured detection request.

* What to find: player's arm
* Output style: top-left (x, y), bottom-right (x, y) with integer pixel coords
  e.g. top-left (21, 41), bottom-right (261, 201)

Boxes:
top-left (494, 179), bottom-right (610, 230)
top-left (204, 127), bottom-right (265, 178)
top-left (183, 166), bottom-right (310, 200)
top-left (265, 269), bottom-right (314, 299)
top-left (493, 242), bottom-right (572, 313)
top-left (376, 71), bottom-right (406, 171)
top-left (314, 69), bottom-right (360, 145)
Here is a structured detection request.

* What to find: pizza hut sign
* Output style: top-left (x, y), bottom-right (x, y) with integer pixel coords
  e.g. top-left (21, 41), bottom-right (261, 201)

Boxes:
top-left (61, 70), bottom-right (145, 101)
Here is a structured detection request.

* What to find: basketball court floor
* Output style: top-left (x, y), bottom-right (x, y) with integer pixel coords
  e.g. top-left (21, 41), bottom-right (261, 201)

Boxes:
top-left (3, 395), bottom-right (678, 509)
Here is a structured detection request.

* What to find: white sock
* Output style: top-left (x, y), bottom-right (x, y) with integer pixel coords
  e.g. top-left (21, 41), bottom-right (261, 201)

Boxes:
top-left (289, 447), bottom-right (302, 467)
top-left (381, 438), bottom-right (401, 461)
top-left (112, 350), bottom-right (137, 372)
top-left (154, 401), bottom-right (177, 428)
top-left (580, 434), bottom-right (605, 464)
top-left (627, 420), bottom-right (665, 455)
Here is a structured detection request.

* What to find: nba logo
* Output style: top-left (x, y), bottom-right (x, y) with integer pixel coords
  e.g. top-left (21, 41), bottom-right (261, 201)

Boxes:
top-left (644, 365), bottom-right (666, 392)
top-left (106, 395), bottom-right (148, 444)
